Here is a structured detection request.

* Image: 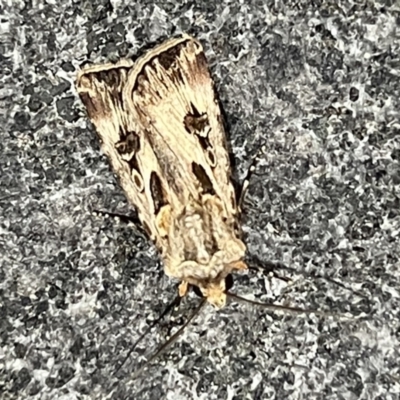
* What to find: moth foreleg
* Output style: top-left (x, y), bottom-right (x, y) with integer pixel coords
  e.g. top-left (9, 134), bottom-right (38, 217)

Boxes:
top-left (178, 281), bottom-right (189, 297)
top-left (247, 255), bottom-right (292, 284)
top-left (93, 209), bottom-right (151, 239)
top-left (92, 209), bottom-right (141, 225)
top-left (113, 292), bottom-right (182, 377)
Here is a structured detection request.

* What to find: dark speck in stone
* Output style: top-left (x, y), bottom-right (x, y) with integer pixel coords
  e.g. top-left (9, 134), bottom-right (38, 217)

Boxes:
top-left (36, 301), bottom-right (49, 314)
top-left (20, 297), bottom-right (32, 307)
top-left (51, 79), bottom-right (71, 96)
top-left (14, 343), bottom-right (28, 358)
top-left (349, 87), bottom-right (359, 102)
top-left (61, 61), bottom-right (75, 72)
top-left (12, 111), bottom-right (31, 132)
top-left (56, 96), bottom-right (80, 123)
top-left (10, 368), bottom-right (31, 392)
top-left (48, 285), bottom-right (58, 299)
top-left (55, 299), bottom-right (68, 310)
top-left (70, 337), bottom-right (84, 355)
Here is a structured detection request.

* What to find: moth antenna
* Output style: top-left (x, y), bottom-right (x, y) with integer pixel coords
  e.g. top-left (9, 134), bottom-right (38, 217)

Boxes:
top-left (127, 299), bottom-right (206, 381)
top-left (247, 255), bottom-right (368, 299)
top-left (113, 293), bottom-right (182, 376)
top-left (226, 292), bottom-right (351, 319)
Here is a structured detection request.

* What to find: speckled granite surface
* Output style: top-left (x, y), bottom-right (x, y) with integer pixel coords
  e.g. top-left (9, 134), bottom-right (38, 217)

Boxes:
top-left (1, 1), bottom-right (400, 399)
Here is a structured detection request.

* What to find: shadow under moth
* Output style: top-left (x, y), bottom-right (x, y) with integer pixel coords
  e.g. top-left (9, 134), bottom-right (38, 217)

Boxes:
top-left (76, 34), bottom-right (341, 381)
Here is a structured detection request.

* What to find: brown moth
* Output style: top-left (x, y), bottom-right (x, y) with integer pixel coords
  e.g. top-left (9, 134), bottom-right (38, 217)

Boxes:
top-left (76, 35), bottom-right (346, 382)
top-left (76, 34), bottom-right (248, 309)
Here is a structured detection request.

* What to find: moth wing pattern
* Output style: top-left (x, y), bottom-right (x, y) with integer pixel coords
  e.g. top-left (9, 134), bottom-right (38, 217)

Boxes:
top-left (76, 35), bottom-right (246, 307)
top-left (124, 35), bottom-right (237, 217)
top-left (76, 59), bottom-right (159, 243)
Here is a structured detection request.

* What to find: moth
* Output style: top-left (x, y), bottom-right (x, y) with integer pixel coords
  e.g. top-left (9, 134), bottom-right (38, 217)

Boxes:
top-left (76, 34), bottom-right (249, 309)
top-left (76, 35), bottom-right (344, 382)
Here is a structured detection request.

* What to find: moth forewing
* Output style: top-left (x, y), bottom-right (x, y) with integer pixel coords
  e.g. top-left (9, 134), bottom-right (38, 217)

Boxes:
top-left (76, 34), bottom-right (248, 309)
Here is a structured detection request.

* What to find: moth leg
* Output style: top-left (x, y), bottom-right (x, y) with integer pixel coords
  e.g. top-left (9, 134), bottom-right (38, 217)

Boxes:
top-left (238, 145), bottom-right (266, 211)
top-left (92, 209), bottom-right (141, 225)
top-left (92, 209), bottom-right (148, 239)
top-left (230, 260), bottom-right (248, 271)
top-left (247, 256), bottom-right (292, 284)
top-left (113, 291), bottom-right (181, 377)
top-left (178, 281), bottom-right (189, 297)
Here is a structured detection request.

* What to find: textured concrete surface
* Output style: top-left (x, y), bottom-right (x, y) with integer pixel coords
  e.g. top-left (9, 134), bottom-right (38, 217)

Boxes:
top-left (1, 1), bottom-right (400, 399)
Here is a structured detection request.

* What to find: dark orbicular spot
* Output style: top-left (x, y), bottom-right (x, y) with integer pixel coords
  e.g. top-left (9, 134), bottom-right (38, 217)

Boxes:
top-left (184, 114), bottom-right (209, 136)
top-left (192, 162), bottom-right (215, 195)
top-left (116, 132), bottom-right (143, 187)
top-left (115, 132), bottom-right (140, 158)
top-left (187, 116), bottom-right (216, 168)
top-left (184, 103), bottom-right (210, 137)
top-left (150, 171), bottom-right (168, 214)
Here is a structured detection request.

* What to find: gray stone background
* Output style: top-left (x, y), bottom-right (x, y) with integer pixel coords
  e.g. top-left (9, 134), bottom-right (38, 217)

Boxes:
top-left (1, 1), bottom-right (400, 399)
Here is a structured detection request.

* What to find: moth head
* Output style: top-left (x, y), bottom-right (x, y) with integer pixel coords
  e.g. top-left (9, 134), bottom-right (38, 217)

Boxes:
top-left (193, 263), bottom-right (243, 308)
top-left (200, 279), bottom-right (227, 309)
